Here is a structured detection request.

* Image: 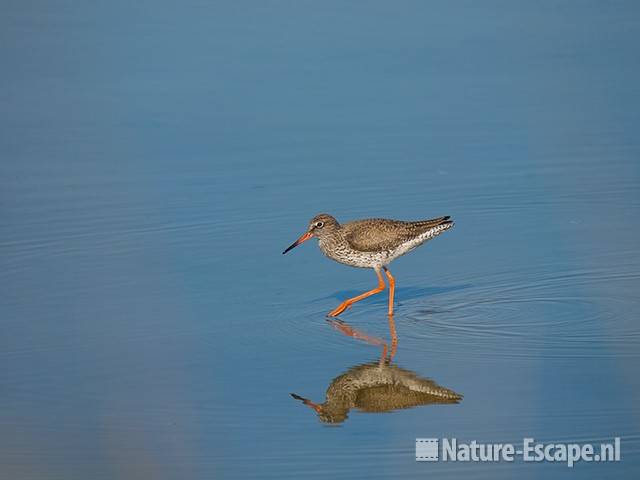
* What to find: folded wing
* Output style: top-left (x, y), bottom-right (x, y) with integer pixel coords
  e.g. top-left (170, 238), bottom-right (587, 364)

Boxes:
top-left (345, 216), bottom-right (452, 252)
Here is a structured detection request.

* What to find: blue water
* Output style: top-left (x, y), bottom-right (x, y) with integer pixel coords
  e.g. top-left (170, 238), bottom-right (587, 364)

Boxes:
top-left (2, 2), bottom-right (640, 479)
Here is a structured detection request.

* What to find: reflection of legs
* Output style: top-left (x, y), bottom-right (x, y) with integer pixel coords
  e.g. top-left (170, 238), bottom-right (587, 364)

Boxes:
top-left (388, 314), bottom-right (398, 362)
top-left (382, 266), bottom-right (395, 316)
top-left (328, 267), bottom-right (386, 317)
top-left (328, 318), bottom-right (397, 365)
top-left (328, 319), bottom-right (386, 347)
top-left (329, 319), bottom-right (389, 365)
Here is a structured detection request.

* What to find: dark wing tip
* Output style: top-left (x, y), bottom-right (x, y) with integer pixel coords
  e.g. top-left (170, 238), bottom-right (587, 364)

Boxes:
top-left (439, 216), bottom-right (453, 227)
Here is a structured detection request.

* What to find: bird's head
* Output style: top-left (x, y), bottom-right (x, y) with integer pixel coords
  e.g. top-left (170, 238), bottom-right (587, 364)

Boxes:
top-left (282, 213), bottom-right (339, 254)
top-left (290, 393), bottom-right (348, 424)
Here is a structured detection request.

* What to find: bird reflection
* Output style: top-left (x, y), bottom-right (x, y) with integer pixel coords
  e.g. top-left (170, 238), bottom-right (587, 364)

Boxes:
top-left (291, 317), bottom-right (462, 424)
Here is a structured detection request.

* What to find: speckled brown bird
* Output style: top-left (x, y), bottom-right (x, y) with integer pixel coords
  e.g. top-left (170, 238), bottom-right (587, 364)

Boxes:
top-left (290, 361), bottom-right (462, 424)
top-left (282, 213), bottom-right (454, 316)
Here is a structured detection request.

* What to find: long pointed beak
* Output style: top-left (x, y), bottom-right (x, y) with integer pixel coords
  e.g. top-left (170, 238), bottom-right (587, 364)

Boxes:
top-left (282, 231), bottom-right (313, 254)
top-left (290, 393), bottom-right (323, 413)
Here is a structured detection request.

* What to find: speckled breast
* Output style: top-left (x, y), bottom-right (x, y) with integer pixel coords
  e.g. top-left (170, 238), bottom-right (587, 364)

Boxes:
top-left (318, 239), bottom-right (390, 268)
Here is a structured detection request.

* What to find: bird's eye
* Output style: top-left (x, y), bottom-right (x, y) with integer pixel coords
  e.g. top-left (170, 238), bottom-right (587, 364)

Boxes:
top-left (315, 221), bottom-right (324, 228)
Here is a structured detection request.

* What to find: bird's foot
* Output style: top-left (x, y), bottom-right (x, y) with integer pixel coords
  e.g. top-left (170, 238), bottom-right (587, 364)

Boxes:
top-left (327, 302), bottom-right (351, 317)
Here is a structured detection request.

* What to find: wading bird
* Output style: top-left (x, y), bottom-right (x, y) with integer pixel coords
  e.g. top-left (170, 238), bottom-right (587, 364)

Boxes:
top-left (283, 213), bottom-right (453, 316)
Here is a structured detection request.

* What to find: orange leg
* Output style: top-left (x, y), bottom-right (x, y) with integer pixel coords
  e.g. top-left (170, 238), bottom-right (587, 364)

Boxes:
top-left (383, 266), bottom-right (395, 316)
top-left (328, 267), bottom-right (386, 317)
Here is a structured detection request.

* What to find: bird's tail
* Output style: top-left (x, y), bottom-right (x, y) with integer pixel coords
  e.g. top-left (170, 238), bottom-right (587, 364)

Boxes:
top-left (413, 215), bottom-right (454, 240)
top-left (414, 215), bottom-right (453, 228)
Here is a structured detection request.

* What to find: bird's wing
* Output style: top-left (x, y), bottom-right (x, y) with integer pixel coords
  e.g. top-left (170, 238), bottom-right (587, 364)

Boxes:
top-left (345, 217), bottom-right (451, 252)
top-left (355, 384), bottom-right (461, 411)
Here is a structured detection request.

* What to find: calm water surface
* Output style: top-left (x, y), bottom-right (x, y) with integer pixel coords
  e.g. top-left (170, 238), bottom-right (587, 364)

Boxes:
top-left (2, 2), bottom-right (640, 479)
